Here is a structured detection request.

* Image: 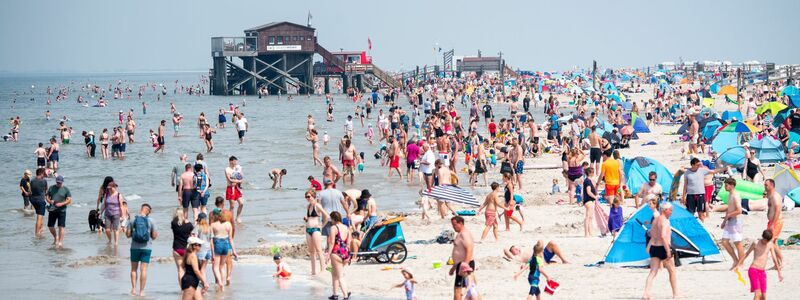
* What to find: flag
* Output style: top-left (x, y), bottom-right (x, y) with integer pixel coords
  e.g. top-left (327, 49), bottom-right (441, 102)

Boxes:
top-left (438, 47), bottom-right (442, 52)
top-left (368, 38), bottom-right (372, 50)
top-left (307, 11), bottom-right (312, 26)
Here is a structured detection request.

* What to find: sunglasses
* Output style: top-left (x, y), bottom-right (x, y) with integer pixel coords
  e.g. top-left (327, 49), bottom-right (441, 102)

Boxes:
top-left (649, 179), bottom-right (656, 182)
top-left (305, 195), bottom-right (314, 199)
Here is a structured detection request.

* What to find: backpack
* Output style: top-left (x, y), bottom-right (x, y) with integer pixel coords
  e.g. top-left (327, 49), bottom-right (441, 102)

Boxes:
top-left (132, 216), bottom-right (150, 243)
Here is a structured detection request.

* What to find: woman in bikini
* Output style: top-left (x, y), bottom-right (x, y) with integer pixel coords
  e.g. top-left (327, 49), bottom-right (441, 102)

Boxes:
top-left (326, 212), bottom-right (352, 300)
top-left (303, 189), bottom-right (329, 275)
top-left (566, 147), bottom-right (585, 204)
top-left (210, 208), bottom-right (236, 291)
top-left (306, 129), bottom-right (324, 166)
top-left (502, 173), bottom-right (524, 231)
top-left (100, 128), bottom-right (110, 159)
top-left (202, 124), bottom-right (215, 153)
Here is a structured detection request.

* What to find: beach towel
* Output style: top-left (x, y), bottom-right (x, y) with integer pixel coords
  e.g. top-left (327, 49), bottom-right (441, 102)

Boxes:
top-left (594, 202), bottom-right (609, 235)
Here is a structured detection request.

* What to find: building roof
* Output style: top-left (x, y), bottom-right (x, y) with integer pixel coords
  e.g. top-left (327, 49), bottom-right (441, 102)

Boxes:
top-left (245, 21), bottom-right (315, 33)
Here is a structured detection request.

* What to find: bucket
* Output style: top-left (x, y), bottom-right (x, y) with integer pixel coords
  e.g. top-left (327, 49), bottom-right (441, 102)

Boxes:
top-left (432, 260), bottom-right (442, 269)
top-left (544, 279), bottom-right (560, 295)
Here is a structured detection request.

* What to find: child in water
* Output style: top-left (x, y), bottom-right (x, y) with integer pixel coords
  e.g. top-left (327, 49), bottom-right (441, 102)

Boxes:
top-left (366, 124), bottom-right (374, 145)
top-left (357, 152), bottom-right (365, 173)
top-left (393, 268), bottom-right (417, 300)
top-left (322, 131), bottom-right (330, 146)
top-left (149, 129), bottom-right (158, 150)
top-left (272, 254), bottom-right (291, 279)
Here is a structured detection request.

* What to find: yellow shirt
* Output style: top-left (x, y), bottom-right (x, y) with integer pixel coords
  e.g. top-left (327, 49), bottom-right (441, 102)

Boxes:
top-left (601, 158), bottom-right (621, 186)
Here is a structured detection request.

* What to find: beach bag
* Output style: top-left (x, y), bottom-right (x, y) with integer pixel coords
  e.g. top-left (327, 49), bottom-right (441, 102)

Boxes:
top-left (132, 216), bottom-right (150, 243)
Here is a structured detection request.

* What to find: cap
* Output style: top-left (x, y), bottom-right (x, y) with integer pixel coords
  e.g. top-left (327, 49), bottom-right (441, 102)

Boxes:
top-left (55, 175), bottom-right (64, 183)
top-left (273, 254), bottom-right (282, 260)
top-left (197, 212), bottom-right (208, 220)
top-left (323, 178), bottom-right (333, 185)
top-left (187, 236), bottom-right (205, 245)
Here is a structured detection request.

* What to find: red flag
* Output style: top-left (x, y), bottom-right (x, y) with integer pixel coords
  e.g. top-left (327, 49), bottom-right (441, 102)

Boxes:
top-left (368, 38), bottom-right (372, 50)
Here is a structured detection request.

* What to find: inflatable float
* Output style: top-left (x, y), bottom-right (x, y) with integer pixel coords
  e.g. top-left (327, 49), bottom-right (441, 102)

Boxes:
top-left (715, 179), bottom-right (765, 204)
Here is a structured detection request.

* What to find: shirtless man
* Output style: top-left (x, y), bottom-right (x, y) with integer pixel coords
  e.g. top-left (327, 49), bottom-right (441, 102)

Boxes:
top-left (34, 142), bottom-right (48, 169)
top-left (643, 202), bottom-right (678, 299)
top-left (322, 156), bottom-right (343, 187)
top-left (126, 116), bottom-right (136, 144)
top-left (476, 182), bottom-right (503, 241)
top-left (341, 139), bottom-right (358, 185)
top-left (306, 114), bottom-right (315, 133)
top-left (155, 120), bottom-right (166, 153)
top-left (387, 136), bottom-right (402, 179)
top-left (437, 133), bottom-right (451, 168)
top-left (764, 179), bottom-right (784, 268)
top-left (588, 125), bottom-right (602, 172)
top-left (171, 113), bottom-right (182, 137)
top-left (224, 156), bottom-right (244, 223)
top-left (449, 216), bottom-right (474, 300)
top-left (178, 163), bottom-right (199, 221)
top-left (269, 168), bottom-right (287, 189)
top-left (509, 139), bottom-right (524, 191)
top-left (688, 113), bottom-right (699, 154)
top-left (435, 160), bottom-right (457, 218)
top-left (720, 177), bottom-right (744, 271)
top-left (737, 230), bottom-right (784, 300)
top-left (634, 171), bottom-right (663, 208)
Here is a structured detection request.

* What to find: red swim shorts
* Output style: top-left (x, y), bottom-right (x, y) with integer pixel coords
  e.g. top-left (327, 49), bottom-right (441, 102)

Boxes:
top-left (605, 185), bottom-right (619, 197)
top-left (226, 185), bottom-right (242, 201)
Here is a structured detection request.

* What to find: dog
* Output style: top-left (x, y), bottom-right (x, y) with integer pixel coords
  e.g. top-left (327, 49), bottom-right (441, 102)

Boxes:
top-left (88, 209), bottom-right (104, 232)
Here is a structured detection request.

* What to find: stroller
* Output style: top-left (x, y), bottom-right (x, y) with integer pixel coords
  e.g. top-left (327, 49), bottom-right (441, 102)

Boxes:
top-left (356, 216), bottom-right (408, 264)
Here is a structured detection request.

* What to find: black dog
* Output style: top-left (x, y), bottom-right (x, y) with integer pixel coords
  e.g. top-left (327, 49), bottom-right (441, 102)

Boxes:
top-left (88, 210), bottom-right (101, 232)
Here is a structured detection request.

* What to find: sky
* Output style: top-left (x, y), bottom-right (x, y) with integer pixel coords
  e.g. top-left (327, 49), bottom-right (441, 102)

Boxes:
top-left (1, 0), bottom-right (798, 73)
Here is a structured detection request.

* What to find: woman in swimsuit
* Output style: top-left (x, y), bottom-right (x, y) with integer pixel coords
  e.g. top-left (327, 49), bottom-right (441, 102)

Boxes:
top-left (100, 128), bottom-right (110, 159)
top-left (306, 129), bottom-right (324, 166)
top-left (326, 212), bottom-right (352, 300)
top-left (197, 112), bottom-right (207, 138)
top-left (48, 137), bottom-right (60, 169)
top-left (566, 147), bottom-right (585, 204)
top-left (217, 109), bottom-right (226, 128)
top-left (502, 173), bottom-right (524, 231)
top-left (202, 124), bottom-right (215, 153)
top-left (181, 238), bottom-right (208, 299)
top-left (303, 190), bottom-right (329, 275)
top-left (210, 208), bottom-right (235, 291)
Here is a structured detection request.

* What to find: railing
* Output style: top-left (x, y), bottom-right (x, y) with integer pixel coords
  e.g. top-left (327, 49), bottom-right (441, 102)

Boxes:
top-left (368, 64), bottom-right (401, 88)
top-left (314, 42), bottom-right (346, 71)
top-left (211, 37), bottom-right (257, 56)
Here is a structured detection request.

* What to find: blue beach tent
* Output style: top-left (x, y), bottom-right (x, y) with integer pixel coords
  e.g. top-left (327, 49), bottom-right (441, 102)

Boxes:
top-left (604, 202), bottom-right (722, 267)
top-left (701, 120), bottom-right (722, 140)
top-left (631, 113), bottom-right (650, 133)
top-left (623, 157), bottom-right (672, 196)
top-left (749, 136), bottom-right (787, 164)
top-left (711, 132), bottom-right (739, 153)
top-left (718, 146), bottom-right (747, 168)
top-left (721, 110), bottom-right (743, 122)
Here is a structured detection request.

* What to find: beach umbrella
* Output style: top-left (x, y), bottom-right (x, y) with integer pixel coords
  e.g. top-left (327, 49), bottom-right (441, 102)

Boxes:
top-left (717, 85), bottom-right (737, 95)
top-left (718, 121), bottom-right (757, 133)
top-left (755, 102), bottom-right (788, 116)
top-left (710, 83), bottom-right (720, 94)
top-left (789, 132), bottom-right (800, 154)
top-left (772, 108), bottom-right (790, 127)
top-left (420, 185), bottom-right (479, 207)
top-left (620, 125), bottom-right (634, 135)
top-left (721, 110), bottom-right (744, 122)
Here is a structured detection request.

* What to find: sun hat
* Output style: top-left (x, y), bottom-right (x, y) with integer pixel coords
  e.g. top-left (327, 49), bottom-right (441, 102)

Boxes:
top-left (187, 236), bottom-right (205, 245)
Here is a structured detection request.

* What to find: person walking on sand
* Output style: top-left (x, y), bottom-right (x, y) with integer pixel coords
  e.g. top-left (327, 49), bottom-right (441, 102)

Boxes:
top-left (681, 158), bottom-right (725, 223)
top-left (720, 177), bottom-right (745, 271)
top-left (513, 241), bottom-right (552, 300)
top-left (643, 202), bottom-right (678, 299)
top-left (127, 203), bottom-right (157, 297)
top-left (737, 229), bottom-right (784, 300)
top-left (325, 211), bottom-right (352, 300)
top-left (502, 173), bottom-right (523, 231)
top-left (582, 167), bottom-right (598, 237)
top-left (598, 150), bottom-right (621, 204)
top-left (449, 216), bottom-right (474, 300)
top-left (211, 207), bottom-right (236, 291)
top-left (764, 179), bottom-right (784, 268)
top-left (476, 182), bottom-right (503, 242)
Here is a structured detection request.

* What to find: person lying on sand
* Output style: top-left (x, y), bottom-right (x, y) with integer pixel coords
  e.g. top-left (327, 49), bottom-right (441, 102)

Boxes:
top-left (504, 240), bottom-right (569, 264)
top-left (708, 198), bottom-right (767, 213)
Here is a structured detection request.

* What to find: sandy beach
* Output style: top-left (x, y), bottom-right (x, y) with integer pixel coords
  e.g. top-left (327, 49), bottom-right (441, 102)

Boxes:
top-left (240, 89), bottom-right (800, 300)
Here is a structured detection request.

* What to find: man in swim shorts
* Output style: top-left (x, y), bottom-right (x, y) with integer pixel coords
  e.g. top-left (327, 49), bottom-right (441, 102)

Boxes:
top-left (764, 179), bottom-right (784, 267)
top-left (739, 229), bottom-right (783, 299)
top-left (681, 158), bottom-right (723, 223)
top-left (720, 177), bottom-right (744, 271)
top-left (598, 151), bottom-right (621, 203)
top-left (643, 202), bottom-right (678, 299)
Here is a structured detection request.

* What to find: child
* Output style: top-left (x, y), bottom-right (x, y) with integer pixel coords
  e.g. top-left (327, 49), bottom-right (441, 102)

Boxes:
top-left (550, 179), bottom-right (561, 195)
top-left (119, 202), bottom-right (130, 233)
top-left (272, 254), bottom-right (291, 279)
top-left (461, 263), bottom-right (479, 300)
top-left (393, 268), bottom-right (417, 300)
top-left (357, 152), bottom-right (365, 173)
top-left (149, 129), bottom-right (158, 150)
top-left (322, 131), bottom-right (330, 146)
top-left (608, 196), bottom-right (623, 237)
top-left (738, 229), bottom-right (783, 299)
top-left (514, 241), bottom-right (552, 300)
top-left (269, 168), bottom-right (287, 189)
top-left (366, 124), bottom-right (374, 145)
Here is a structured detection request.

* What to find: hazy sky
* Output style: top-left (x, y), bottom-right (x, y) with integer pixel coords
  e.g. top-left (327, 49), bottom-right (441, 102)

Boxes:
top-left (1, 0), bottom-right (797, 73)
